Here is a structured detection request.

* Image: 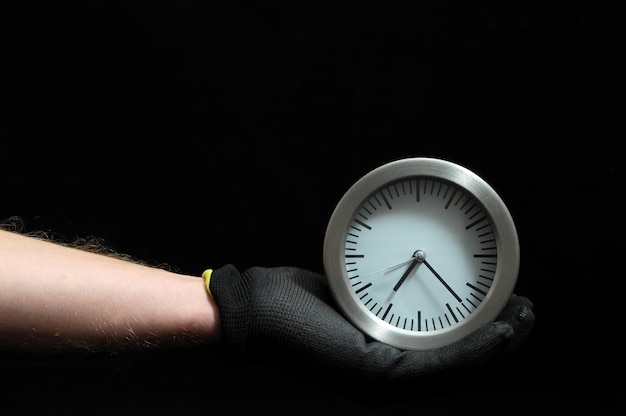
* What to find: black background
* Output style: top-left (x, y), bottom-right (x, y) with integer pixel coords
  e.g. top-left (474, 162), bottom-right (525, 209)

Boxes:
top-left (1, 3), bottom-right (621, 415)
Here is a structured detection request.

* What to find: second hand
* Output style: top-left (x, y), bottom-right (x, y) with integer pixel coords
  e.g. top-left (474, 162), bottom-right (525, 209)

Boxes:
top-left (359, 258), bottom-right (415, 279)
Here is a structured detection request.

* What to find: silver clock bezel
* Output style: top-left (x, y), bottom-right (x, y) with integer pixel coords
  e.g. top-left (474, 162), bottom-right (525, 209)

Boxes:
top-left (323, 157), bottom-right (520, 350)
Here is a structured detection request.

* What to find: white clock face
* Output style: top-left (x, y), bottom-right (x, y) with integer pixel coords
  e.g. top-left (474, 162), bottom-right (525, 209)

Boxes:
top-left (344, 177), bottom-right (496, 333)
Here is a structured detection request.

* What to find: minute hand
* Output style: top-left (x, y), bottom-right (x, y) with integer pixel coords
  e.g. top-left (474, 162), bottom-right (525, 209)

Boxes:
top-left (422, 260), bottom-right (462, 302)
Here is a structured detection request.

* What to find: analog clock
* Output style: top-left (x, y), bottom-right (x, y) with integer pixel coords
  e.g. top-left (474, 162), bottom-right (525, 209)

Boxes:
top-left (323, 157), bottom-right (519, 350)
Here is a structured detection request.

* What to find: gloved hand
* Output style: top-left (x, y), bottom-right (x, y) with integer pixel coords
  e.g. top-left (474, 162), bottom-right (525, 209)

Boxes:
top-left (207, 264), bottom-right (534, 382)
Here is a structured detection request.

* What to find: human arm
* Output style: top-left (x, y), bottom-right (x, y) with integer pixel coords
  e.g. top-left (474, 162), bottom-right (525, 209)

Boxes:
top-left (0, 229), bottom-right (221, 354)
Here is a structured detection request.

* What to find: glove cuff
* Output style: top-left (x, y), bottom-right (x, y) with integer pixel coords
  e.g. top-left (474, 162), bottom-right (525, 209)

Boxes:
top-left (201, 269), bottom-right (213, 297)
top-left (205, 264), bottom-right (249, 358)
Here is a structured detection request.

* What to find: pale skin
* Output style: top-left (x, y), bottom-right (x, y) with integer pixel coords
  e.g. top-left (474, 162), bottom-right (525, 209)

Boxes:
top-left (0, 229), bottom-right (221, 353)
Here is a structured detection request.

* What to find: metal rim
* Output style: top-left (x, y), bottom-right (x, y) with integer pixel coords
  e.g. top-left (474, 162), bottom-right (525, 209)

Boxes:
top-left (323, 157), bottom-right (519, 350)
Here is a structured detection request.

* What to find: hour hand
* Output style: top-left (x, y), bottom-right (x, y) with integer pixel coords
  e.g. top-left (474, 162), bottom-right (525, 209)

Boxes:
top-left (393, 250), bottom-right (423, 292)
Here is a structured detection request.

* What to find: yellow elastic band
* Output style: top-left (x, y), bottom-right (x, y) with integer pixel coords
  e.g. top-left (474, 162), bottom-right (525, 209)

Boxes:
top-left (201, 269), bottom-right (213, 298)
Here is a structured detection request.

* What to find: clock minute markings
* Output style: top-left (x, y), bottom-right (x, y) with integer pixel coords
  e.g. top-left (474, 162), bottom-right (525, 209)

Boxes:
top-left (479, 262), bottom-right (496, 281)
top-left (444, 188), bottom-right (459, 209)
top-left (466, 282), bottom-right (487, 298)
top-left (435, 180), bottom-right (444, 197)
top-left (380, 305), bottom-right (411, 328)
top-left (355, 282), bottom-right (372, 294)
top-left (466, 215), bottom-right (487, 230)
top-left (441, 182), bottom-right (453, 200)
top-left (427, 179), bottom-right (435, 195)
top-left (446, 303), bottom-right (459, 323)
top-left (416, 179), bottom-right (421, 202)
top-left (392, 183), bottom-right (401, 198)
top-left (380, 191), bottom-right (393, 209)
top-left (353, 218), bottom-right (371, 230)
top-left (382, 303), bottom-right (393, 321)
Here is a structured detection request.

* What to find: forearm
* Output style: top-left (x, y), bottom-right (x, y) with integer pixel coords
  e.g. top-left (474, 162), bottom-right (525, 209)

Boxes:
top-left (0, 230), bottom-right (220, 353)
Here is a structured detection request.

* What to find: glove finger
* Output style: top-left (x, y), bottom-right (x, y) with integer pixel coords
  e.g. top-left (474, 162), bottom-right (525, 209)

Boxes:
top-left (504, 293), bottom-right (534, 311)
top-left (495, 294), bottom-right (535, 354)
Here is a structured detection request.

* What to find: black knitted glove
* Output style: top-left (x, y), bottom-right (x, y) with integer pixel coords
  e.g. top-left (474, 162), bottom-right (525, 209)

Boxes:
top-left (208, 264), bottom-right (534, 381)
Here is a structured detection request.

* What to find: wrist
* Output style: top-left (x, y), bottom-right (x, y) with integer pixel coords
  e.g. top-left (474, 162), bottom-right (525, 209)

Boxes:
top-left (165, 272), bottom-right (221, 345)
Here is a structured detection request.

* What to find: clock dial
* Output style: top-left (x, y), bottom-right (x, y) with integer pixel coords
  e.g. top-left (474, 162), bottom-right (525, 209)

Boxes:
top-left (344, 177), bottom-right (496, 333)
